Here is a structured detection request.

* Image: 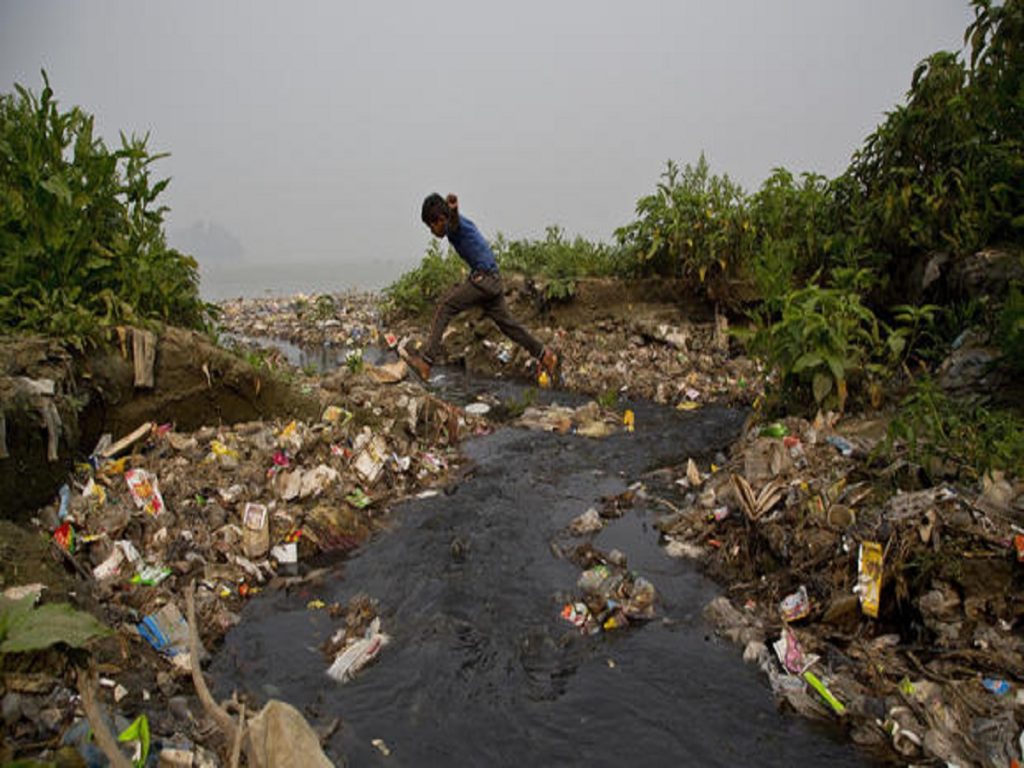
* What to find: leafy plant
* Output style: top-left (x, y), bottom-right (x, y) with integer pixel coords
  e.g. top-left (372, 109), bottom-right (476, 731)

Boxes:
top-left (995, 281), bottom-right (1024, 373)
top-left (835, 0), bottom-right (1024, 280)
top-left (345, 348), bottom-right (364, 374)
top-left (384, 239), bottom-right (465, 315)
top-left (301, 294), bottom-right (337, 323)
top-left (0, 73), bottom-right (215, 346)
top-left (886, 376), bottom-right (1024, 479)
top-left (495, 225), bottom-right (623, 301)
top-left (889, 302), bottom-right (942, 370)
top-left (596, 387), bottom-right (620, 410)
top-left (745, 168), bottom-right (834, 300)
top-left (0, 594), bottom-right (110, 654)
top-left (741, 273), bottom-right (894, 411)
top-left (614, 155), bottom-right (754, 291)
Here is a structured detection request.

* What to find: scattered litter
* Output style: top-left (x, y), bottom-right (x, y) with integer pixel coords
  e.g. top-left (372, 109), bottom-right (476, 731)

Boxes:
top-left (982, 678), bottom-right (1011, 696)
top-left (826, 435), bottom-right (853, 457)
top-left (773, 627), bottom-right (819, 674)
top-left (464, 402), bottom-right (491, 416)
top-left (125, 469), bottom-right (166, 516)
top-left (568, 507), bottom-right (603, 535)
top-left (803, 671), bottom-right (845, 715)
top-left (780, 586), bottom-right (811, 622)
top-left (856, 541), bottom-right (883, 618)
top-left (242, 502), bottom-right (270, 558)
top-left (137, 603), bottom-right (190, 661)
top-left (326, 617), bottom-right (390, 683)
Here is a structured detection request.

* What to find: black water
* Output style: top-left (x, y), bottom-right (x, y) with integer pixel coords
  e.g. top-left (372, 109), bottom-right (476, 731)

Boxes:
top-left (211, 370), bottom-right (871, 767)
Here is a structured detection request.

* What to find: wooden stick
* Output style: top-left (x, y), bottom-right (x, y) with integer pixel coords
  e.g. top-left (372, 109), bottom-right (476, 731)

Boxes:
top-left (184, 582), bottom-right (239, 744)
top-left (76, 663), bottom-right (132, 768)
top-left (229, 703), bottom-right (245, 768)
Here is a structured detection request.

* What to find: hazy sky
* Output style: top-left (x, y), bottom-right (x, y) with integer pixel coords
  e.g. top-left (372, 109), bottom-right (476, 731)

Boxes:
top-left (1, 1), bottom-right (973, 296)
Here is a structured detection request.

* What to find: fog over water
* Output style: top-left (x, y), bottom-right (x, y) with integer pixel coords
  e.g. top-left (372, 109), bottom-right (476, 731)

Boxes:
top-left (0, 2), bottom-right (973, 298)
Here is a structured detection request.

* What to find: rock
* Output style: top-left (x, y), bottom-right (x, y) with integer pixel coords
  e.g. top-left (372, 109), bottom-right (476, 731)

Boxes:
top-left (37, 707), bottom-right (63, 733)
top-left (949, 247), bottom-right (1024, 302)
top-left (702, 596), bottom-right (765, 646)
top-left (2, 692), bottom-right (21, 726)
top-left (937, 332), bottom-right (1008, 398)
top-left (742, 640), bottom-right (768, 665)
top-left (168, 696), bottom-right (192, 722)
top-left (246, 700), bottom-right (333, 768)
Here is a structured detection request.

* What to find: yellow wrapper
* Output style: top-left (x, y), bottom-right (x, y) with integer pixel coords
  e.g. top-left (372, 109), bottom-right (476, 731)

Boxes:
top-left (858, 541), bottom-right (883, 618)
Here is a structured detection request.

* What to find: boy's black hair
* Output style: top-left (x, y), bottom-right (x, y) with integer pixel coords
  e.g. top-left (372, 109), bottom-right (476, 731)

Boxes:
top-left (421, 193), bottom-right (447, 225)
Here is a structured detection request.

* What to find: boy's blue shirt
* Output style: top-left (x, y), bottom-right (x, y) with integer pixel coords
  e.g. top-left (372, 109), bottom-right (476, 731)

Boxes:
top-left (446, 214), bottom-right (499, 273)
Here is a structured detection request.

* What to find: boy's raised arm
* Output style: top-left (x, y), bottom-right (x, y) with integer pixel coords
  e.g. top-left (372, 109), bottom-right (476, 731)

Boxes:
top-left (446, 193), bottom-right (460, 233)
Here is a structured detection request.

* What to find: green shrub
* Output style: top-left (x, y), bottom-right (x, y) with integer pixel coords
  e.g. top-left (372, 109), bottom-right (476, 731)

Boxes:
top-left (996, 282), bottom-right (1024, 373)
top-left (0, 73), bottom-right (214, 347)
top-left (886, 376), bottom-right (1024, 479)
top-left (745, 168), bottom-right (834, 299)
top-left (614, 155), bottom-right (754, 290)
top-left (495, 225), bottom-right (622, 301)
top-left (384, 239), bottom-right (465, 314)
top-left (836, 0), bottom-right (1024, 275)
top-left (741, 272), bottom-right (897, 411)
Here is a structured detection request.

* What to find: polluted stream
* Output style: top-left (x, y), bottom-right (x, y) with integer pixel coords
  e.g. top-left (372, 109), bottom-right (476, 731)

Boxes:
top-left (211, 358), bottom-right (873, 766)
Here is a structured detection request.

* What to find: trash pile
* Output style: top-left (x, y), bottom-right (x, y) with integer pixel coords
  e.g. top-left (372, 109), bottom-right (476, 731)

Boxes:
top-left (514, 401), bottom-right (632, 439)
top-left (552, 318), bottom-right (761, 409)
top-left (218, 292), bottom-right (383, 350)
top-left (44, 380), bottom-right (467, 639)
top-left (2, 356), bottom-right (480, 765)
top-left (322, 594), bottom-right (389, 684)
top-left (5, 286), bottom-right (1021, 766)
top-left (558, 544), bottom-right (658, 635)
top-left (656, 413), bottom-right (1024, 765)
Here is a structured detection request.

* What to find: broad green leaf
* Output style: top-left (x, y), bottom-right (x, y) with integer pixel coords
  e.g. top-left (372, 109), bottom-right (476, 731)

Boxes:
top-left (0, 602), bottom-right (111, 653)
top-left (888, 335), bottom-right (907, 357)
top-left (825, 354), bottom-right (846, 383)
top-left (812, 372), bottom-right (833, 403)
top-left (0, 595), bottom-right (37, 642)
top-left (792, 352), bottom-right (823, 373)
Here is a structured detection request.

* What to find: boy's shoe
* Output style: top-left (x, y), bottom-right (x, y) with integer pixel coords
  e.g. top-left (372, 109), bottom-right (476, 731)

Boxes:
top-left (539, 347), bottom-right (559, 380)
top-left (403, 351), bottom-right (432, 382)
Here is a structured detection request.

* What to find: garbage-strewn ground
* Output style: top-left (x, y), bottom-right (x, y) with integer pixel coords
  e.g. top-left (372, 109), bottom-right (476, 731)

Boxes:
top-left (2, 282), bottom-right (1022, 766)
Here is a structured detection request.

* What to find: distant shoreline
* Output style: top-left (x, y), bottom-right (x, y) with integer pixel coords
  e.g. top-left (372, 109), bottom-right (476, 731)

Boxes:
top-left (199, 261), bottom-right (401, 301)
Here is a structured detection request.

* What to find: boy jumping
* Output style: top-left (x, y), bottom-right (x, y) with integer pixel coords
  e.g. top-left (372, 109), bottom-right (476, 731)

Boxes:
top-left (403, 192), bottom-right (559, 382)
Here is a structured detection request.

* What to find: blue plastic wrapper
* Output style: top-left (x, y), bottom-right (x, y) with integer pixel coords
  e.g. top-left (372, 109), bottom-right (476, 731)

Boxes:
top-left (137, 603), bottom-right (189, 657)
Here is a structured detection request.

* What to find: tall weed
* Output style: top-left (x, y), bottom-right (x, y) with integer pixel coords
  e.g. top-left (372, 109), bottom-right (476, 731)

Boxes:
top-left (0, 73), bottom-right (213, 346)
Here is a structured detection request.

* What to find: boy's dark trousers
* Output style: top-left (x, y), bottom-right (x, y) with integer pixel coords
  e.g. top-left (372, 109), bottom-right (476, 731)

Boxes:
top-left (423, 270), bottom-right (543, 363)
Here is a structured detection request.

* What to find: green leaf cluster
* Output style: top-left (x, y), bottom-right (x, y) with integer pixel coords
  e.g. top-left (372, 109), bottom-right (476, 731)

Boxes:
top-left (886, 376), bottom-right (1024, 479)
top-left (742, 273), bottom-right (895, 411)
top-left (383, 239), bottom-right (466, 315)
top-left (614, 155), bottom-right (754, 288)
top-left (0, 73), bottom-right (215, 347)
top-left (0, 594), bottom-right (110, 654)
top-left (494, 225), bottom-right (624, 302)
top-left (838, 0), bottom-right (1024, 267)
top-left (995, 281), bottom-right (1024, 373)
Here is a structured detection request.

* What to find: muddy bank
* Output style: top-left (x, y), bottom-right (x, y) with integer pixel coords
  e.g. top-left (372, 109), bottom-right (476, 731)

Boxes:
top-left (1, 326), bottom-right (319, 518)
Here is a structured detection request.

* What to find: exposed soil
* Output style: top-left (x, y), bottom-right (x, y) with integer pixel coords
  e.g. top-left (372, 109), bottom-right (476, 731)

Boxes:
top-left (1, 326), bottom-right (320, 519)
